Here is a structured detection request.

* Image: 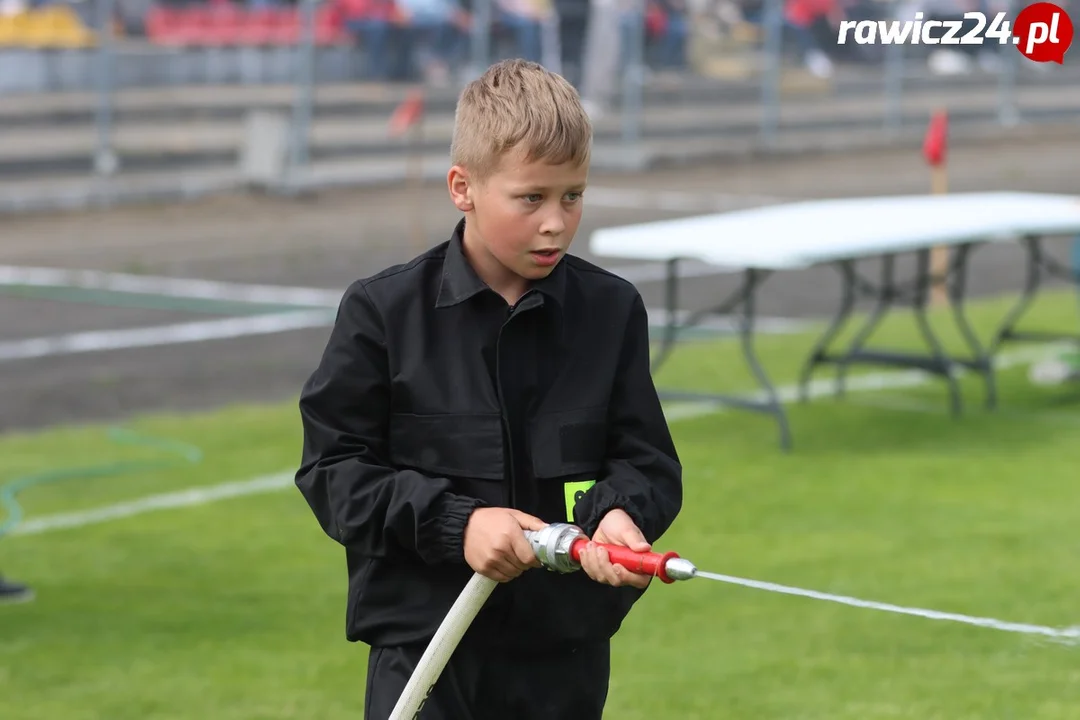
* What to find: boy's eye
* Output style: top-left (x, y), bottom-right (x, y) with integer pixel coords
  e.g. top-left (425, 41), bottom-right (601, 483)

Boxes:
top-left (522, 191), bottom-right (584, 203)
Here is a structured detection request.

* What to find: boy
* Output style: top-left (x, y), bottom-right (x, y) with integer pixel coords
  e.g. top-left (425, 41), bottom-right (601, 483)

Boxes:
top-left (295, 59), bottom-right (682, 720)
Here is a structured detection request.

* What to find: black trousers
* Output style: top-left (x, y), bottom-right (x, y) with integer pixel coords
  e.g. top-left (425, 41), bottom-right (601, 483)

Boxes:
top-left (364, 638), bottom-right (611, 720)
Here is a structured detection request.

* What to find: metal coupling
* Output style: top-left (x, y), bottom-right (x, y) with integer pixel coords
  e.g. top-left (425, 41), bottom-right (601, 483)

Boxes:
top-left (525, 523), bottom-right (584, 574)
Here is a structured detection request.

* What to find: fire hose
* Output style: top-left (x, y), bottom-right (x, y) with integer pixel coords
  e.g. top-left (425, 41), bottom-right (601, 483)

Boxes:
top-left (386, 521), bottom-right (1080, 719)
top-left (387, 522), bottom-right (698, 720)
top-left (388, 524), bottom-right (699, 720)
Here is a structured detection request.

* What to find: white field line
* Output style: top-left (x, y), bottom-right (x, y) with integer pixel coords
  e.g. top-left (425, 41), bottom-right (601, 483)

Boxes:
top-left (0, 310), bottom-right (334, 362)
top-left (0, 260), bottom-right (737, 298)
top-left (5, 341), bottom-right (1068, 539)
top-left (12, 350), bottom-right (1080, 646)
top-left (0, 305), bottom-right (801, 362)
top-left (14, 470), bottom-right (1076, 645)
top-left (0, 265), bottom-right (344, 308)
top-left (9, 472), bottom-right (294, 536)
top-left (0, 251), bottom-right (738, 311)
top-left (660, 340), bottom-right (1074, 422)
top-left (646, 307), bottom-right (812, 334)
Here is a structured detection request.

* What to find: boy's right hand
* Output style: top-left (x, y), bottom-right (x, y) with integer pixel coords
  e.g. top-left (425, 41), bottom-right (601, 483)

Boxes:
top-left (463, 508), bottom-right (546, 583)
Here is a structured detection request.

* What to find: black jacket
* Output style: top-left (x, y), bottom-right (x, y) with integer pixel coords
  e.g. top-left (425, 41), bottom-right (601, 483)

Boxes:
top-left (296, 220), bottom-right (683, 649)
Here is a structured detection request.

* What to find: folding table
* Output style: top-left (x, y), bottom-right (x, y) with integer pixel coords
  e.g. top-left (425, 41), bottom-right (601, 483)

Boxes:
top-left (589, 192), bottom-right (1080, 449)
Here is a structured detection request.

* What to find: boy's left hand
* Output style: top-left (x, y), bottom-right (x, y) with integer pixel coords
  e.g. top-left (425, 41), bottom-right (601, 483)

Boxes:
top-left (578, 508), bottom-right (653, 589)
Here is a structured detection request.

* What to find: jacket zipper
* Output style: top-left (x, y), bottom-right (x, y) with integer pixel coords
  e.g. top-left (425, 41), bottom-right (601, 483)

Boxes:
top-left (495, 302), bottom-right (517, 509)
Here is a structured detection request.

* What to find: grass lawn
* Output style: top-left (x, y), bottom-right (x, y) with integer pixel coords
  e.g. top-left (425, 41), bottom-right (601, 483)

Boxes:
top-left (2, 288), bottom-right (1079, 719)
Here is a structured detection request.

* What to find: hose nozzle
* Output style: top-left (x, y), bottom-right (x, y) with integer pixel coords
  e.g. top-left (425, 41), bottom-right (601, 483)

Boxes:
top-left (525, 523), bottom-right (697, 584)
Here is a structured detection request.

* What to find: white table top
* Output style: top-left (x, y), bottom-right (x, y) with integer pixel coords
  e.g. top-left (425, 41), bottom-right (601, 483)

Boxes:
top-left (588, 192), bottom-right (1080, 271)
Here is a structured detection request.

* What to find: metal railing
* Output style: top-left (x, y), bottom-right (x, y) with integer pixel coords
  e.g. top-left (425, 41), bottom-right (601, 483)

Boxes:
top-left (0, 0), bottom-right (1077, 206)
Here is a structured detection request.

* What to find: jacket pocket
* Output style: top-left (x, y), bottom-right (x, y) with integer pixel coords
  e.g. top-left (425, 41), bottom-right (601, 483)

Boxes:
top-left (529, 405), bottom-right (607, 522)
top-left (529, 405), bottom-right (608, 479)
top-left (388, 412), bottom-right (507, 506)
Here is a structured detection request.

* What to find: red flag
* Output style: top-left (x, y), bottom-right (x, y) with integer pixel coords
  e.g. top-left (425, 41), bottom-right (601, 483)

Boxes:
top-left (389, 89), bottom-right (425, 137)
top-left (922, 109), bottom-right (948, 167)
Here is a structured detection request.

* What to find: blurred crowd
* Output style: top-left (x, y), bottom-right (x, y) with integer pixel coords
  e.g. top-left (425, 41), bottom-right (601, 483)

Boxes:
top-left (325, 0), bottom-right (694, 86)
top-left (2, 0), bottom-right (1057, 89)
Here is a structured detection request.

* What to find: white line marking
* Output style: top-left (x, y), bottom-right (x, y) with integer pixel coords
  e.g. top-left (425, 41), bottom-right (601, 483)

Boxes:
top-left (847, 393), bottom-right (1080, 425)
top-left (646, 307), bottom-right (812, 335)
top-left (14, 474), bottom-right (1076, 646)
top-left (6, 342), bottom-right (1068, 539)
top-left (0, 265), bottom-right (343, 308)
top-left (12, 424), bottom-right (1079, 645)
top-left (0, 260), bottom-right (729, 307)
top-left (659, 340), bottom-right (1074, 423)
top-left (10, 472), bottom-right (294, 536)
top-left (695, 570), bottom-right (1080, 643)
top-left (7, 337), bottom-right (1076, 645)
top-left (0, 310), bottom-right (334, 362)
top-left (0, 305), bottom-right (807, 361)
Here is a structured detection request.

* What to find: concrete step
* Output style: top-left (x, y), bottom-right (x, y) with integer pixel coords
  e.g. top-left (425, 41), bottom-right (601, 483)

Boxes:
top-left (3, 117), bottom-right (1077, 216)
top-left (0, 73), bottom-right (779, 128)
top-left (2, 81), bottom-right (1077, 178)
top-left (3, 59), bottom-right (1078, 129)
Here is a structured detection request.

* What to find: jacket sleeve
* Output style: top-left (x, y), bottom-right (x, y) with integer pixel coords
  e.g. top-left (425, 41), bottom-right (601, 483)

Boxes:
top-left (577, 291), bottom-right (683, 544)
top-left (295, 280), bottom-right (484, 564)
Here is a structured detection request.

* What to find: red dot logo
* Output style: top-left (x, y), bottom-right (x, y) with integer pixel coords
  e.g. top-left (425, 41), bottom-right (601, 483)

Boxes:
top-left (1013, 2), bottom-right (1074, 64)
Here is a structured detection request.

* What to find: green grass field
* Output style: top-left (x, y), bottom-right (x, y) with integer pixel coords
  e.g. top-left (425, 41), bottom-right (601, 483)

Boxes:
top-left (3, 289), bottom-right (1080, 720)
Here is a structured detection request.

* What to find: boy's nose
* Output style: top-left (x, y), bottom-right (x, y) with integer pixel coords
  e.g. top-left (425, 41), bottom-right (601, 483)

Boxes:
top-left (539, 212), bottom-right (567, 236)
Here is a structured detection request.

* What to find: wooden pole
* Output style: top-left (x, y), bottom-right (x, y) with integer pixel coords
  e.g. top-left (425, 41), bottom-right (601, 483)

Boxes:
top-left (389, 88), bottom-right (427, 258)
top-left (930, 164), bottom-right (949, 305)
top-left (923, 107), bottom-right (950, 307)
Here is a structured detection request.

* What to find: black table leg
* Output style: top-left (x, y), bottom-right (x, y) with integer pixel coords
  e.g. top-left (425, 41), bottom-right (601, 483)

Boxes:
top-left (797, 247), bottom-right (992, 416)
top-left (650, 257), bottom-right (683, 375)
top-left (798, 260), bottom-right (857, 403)
top-left (739, 268), bottom-right (792, 450)
top-left (835, 254), bottom-right (898, 399)
top-left (948, 243), bottom-right (996, 409)
top-left (986, 235), bottom-right (1080, 380)
top-left (651, 257), bottom-right (748, 375)
top-left (650, 265), bottom-right (792, 451)
top-left (990, 235), bottom-right (1044, 355)
top-left (912, 248), bottom-right (962, 416)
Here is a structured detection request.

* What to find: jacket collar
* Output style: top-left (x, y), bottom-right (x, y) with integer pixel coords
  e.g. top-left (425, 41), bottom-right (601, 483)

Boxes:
top-left (435, 218), bottom-right (568, 310)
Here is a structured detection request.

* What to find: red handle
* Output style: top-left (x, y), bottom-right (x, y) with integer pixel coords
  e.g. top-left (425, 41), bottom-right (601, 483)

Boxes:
top-left (569, 538), bottom-right (681, 584)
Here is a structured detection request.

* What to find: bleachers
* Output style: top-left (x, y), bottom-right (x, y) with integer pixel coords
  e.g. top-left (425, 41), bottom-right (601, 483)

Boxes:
top-left (144, 4), bottom-right (348, 47)
top-left (0, 5), bottom-right (96, 49)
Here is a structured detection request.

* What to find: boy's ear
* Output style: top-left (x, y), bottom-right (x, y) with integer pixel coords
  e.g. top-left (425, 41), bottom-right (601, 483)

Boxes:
top-left (447, 165), bottom-right (474, 212)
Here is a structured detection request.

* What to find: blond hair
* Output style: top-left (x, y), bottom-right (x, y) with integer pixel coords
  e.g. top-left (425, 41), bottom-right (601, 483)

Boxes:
top-left (450, 59), bottom-right (592, 181)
